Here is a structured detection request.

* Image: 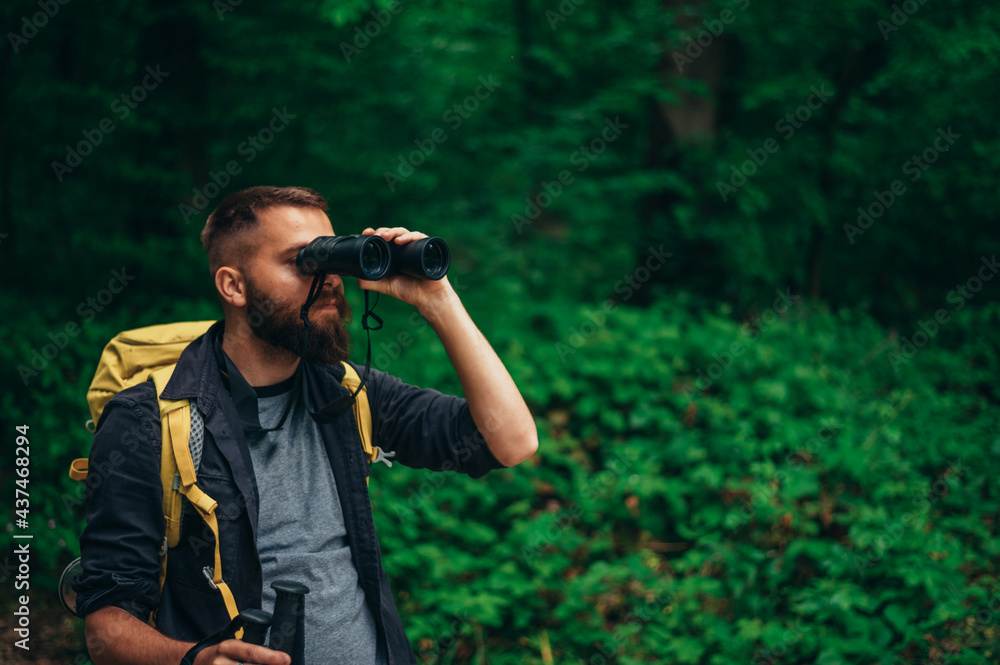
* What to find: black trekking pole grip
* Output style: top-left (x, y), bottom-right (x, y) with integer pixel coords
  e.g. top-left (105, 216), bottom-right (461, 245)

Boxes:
top-left (269, 580), bottom-right (310, 663)
top-left (238, 608), bottom-right (273, 646)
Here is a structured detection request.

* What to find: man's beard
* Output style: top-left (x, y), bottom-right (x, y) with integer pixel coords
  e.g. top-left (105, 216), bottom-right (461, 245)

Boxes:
top-left (243, 273), bottom-right (353, 366)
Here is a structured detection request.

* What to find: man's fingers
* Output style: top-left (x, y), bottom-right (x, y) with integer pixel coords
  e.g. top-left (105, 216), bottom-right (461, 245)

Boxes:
top-left (216, 639), bottom-right (291, 665)
top-left (355, 277), bottom-right (378, 291)
top-left (381, 226), bottom-right (410, 241)
top-left (370, 226), bottom-right (407, 239)
top-left (393, 231), bottom-right (428, 244)
top-left (362, 227), bottom-right (428, 244)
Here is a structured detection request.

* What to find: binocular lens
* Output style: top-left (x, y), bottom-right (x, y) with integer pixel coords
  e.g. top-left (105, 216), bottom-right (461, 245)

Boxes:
top-left (422, 240), bottom-right (446, 279)
top-left (389, 237), bottom-right (450, 280)
top-left (361, 240), bottom-right (387, 279)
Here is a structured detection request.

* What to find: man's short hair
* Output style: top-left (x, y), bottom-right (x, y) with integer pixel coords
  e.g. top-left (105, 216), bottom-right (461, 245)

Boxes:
top-left (201, 186), bottom-right (328, 277)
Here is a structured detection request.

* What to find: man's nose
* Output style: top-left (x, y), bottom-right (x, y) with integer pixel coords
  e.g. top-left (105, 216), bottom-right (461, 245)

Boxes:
top-left (324, 274), bottom-right (343, 289)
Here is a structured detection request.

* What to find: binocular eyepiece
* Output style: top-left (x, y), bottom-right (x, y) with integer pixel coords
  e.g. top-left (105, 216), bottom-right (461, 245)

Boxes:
top-left (296, 234), bottom-right (450, 281)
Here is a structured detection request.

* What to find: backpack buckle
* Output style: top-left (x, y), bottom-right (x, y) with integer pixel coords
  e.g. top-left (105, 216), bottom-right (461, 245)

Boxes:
top-left (202, 566), bottom-right (218, 590)
top-left (373, 447), bottom-right (395, 468)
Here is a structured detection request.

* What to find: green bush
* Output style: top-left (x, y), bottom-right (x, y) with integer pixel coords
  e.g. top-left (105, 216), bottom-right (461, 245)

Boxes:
top-left (3, 293), bottom-right (998, 664)
top-left (370, 294), bottom-right (1000, 664)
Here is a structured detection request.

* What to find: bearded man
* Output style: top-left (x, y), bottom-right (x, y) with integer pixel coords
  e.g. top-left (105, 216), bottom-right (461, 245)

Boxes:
top-left (73, 186), bottom-right (537, 665)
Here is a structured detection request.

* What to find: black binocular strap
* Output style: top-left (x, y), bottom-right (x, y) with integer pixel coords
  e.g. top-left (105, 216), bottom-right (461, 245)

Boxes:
top-left (299, 271), bottom-right (382, 423)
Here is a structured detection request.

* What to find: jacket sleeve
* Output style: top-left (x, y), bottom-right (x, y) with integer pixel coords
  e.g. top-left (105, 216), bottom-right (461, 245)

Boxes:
top-left (72, 382), bottom-right (165, 622)
top-left (358, 363), bottom-right (508, 479)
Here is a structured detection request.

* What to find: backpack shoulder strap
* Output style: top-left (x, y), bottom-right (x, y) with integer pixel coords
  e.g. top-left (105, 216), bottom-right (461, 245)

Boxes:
top-left (340, 362), bottom-right (376, 464)
top-left (149, 365), bottom-right (240, 631)
top-left (150, 365), bottom-right (190, 551)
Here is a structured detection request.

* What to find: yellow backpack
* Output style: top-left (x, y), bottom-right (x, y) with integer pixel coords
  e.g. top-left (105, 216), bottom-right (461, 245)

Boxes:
top-left (69, 321), bottom-right (379, 629)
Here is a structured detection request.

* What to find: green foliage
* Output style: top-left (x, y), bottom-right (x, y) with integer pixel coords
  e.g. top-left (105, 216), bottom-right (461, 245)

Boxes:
top-left (2, 0), bottom-right (999, 662)
top-left (3, 291), bottom-right (1000, 663)
top-left (370, 295), bottom-right (1000, 664)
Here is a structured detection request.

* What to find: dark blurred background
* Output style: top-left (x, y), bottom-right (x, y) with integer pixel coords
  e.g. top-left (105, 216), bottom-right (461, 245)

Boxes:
top-left (2, 0), bottom-right (999, 663)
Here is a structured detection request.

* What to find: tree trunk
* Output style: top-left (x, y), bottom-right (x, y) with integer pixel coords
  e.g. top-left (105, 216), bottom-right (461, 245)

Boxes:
top-left (634, 0), bottom-right (726, 306)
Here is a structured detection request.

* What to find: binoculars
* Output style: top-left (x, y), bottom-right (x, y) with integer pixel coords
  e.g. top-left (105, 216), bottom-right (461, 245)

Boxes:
top-left (296, 234), bottom-right (450, 281)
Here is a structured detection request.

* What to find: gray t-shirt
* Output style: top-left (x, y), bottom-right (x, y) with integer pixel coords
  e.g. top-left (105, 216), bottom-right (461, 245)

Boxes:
top-left (250, 381), bottom-right (387, 664)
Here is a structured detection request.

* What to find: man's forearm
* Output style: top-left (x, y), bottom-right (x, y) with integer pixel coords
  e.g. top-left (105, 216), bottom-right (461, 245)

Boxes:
top-left (85, 606), bottom-right (193, 665)
top-left (418, 286), bottom-right (538, 466)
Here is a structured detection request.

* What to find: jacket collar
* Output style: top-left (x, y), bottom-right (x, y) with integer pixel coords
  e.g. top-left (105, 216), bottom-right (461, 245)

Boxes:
top-left (159, 319), bottom-right (351, 414)
top-left (157, 320), bottom-right (356, 552)
top-left (158, 320), bottom-right (226, 412)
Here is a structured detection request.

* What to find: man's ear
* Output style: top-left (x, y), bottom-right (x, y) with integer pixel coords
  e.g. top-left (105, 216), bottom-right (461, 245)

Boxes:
top-left (215, 266), bottom-right (247, 308)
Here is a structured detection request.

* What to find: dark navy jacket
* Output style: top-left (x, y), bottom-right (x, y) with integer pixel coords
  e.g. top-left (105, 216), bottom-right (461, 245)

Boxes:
top-left (73, 320), bottom-right (507, 664)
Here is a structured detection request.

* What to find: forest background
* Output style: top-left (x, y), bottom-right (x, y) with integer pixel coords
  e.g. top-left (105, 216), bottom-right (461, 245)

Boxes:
top-left (1, 0), bottom-right (999, 663)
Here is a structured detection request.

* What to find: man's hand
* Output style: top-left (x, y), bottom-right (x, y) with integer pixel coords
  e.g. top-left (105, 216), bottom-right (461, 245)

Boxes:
top-left (193, 639), bottom-right (291, 665)
top-left (356, 226), bottom-right (539, 467)
top-left (356, 227), bottom-right (451, 309)
top-left (84, 606), bottom-right (292, 665)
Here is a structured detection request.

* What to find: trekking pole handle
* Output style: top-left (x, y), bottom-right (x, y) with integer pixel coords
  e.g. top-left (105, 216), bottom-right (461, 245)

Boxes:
top-left (269, 580), bottom-right (310, 662)
top-left (238, 608), bottom-right (273, 646)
